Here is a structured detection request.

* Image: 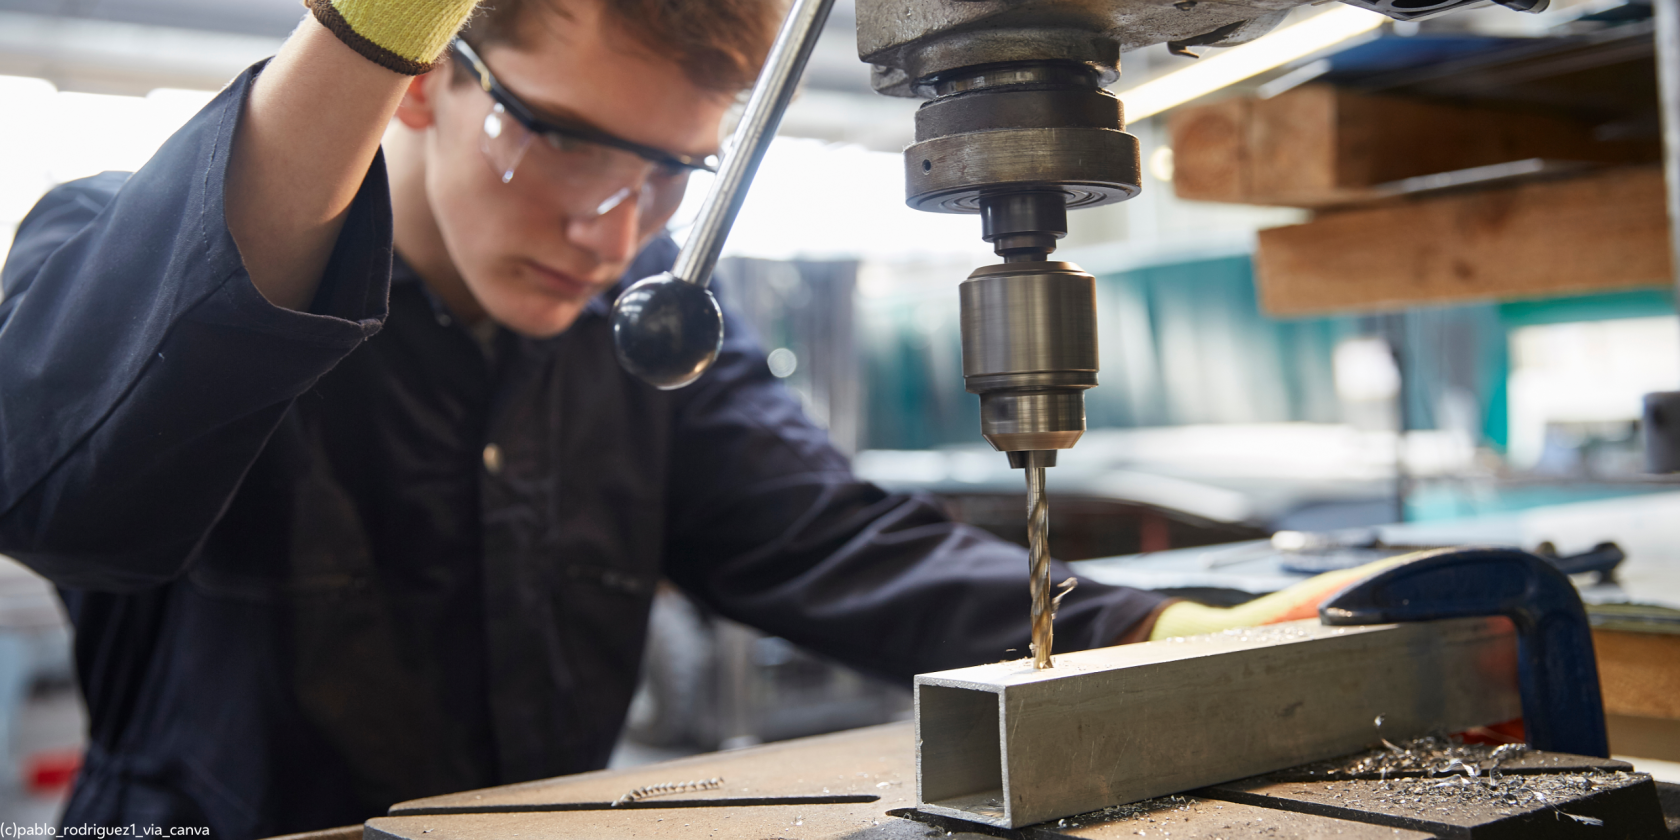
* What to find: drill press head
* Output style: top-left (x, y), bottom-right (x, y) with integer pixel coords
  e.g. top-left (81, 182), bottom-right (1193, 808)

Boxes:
top-left (910, 60), bottom-right (1139, 463)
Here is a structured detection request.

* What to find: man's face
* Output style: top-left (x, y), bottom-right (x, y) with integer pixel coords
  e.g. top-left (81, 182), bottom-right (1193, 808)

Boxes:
top-left (406, 0), bottom-right (731, 337)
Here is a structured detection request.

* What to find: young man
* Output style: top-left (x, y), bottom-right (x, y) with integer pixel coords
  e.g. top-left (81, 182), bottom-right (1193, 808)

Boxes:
top-left (0, 0), bottom-right (1184, 834)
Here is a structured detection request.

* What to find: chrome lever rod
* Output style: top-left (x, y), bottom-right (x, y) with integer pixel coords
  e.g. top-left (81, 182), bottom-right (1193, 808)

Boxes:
top-left (609, 0), bottom-right (835, 390)
top-left (671, 0), bottom-right (835, 286)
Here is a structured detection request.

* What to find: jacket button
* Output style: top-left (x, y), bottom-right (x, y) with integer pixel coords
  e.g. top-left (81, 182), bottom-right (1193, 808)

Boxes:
top-left (482, 443), bottom-right (503, 475)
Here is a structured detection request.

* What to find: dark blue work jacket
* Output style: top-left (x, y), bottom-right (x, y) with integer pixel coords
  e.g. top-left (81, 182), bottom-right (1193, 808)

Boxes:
top-left (0, 64), bottom-right (1165, 838)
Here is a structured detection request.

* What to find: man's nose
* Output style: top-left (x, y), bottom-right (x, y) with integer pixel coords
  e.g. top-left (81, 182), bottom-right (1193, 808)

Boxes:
top-left (566, 183), bottom-right (644, 265)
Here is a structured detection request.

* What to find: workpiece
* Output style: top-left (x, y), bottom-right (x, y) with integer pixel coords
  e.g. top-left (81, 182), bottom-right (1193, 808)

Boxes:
top-left (915, 617), bottom-right (1522, 828)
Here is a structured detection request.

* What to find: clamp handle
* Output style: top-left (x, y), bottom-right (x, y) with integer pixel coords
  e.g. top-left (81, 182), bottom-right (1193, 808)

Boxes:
top-left (1319, 546), bottom-right (1609, 758)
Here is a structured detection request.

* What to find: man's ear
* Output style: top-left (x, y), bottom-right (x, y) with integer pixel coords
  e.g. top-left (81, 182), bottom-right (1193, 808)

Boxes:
top-left (394, 71), bottom-right (441, 130)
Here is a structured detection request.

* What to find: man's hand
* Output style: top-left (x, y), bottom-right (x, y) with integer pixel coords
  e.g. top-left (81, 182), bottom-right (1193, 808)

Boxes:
top-left (1148, 556), bottom-right (1411, 641)
top-left (226, 0), bottom-right (476, 311)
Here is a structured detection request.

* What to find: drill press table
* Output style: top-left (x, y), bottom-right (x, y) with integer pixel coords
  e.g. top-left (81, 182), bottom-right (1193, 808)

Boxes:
top-left (363, 722), bottom-right (1677, 839)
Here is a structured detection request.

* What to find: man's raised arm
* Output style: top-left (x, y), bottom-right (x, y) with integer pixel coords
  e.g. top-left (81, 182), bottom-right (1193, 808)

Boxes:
top-left (229, 2), bottom-right (473, 310)
top-left (0, 1), bottom-right (476, 588)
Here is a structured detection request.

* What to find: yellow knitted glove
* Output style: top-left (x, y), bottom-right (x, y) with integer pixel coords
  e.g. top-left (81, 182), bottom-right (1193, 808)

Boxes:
top-left (1149, 556), bottom-right (1411, 641)
top-left (307, 0), bottom-right (480, 75)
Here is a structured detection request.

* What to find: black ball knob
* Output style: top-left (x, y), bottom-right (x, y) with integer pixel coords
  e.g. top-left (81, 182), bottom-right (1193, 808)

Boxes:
top-left (610, 272), bottom-right (725, 390)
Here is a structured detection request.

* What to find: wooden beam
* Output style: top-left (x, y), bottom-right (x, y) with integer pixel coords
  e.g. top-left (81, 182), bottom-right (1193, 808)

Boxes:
top-left (1169, 86), bottom-right (1658, 208)
top-left (1254, 166), bottom-right (1671, 316)
top-left (915, 618), bottom-right (1519, 829)
top-left (1167, 97), bottom-right (1251, 204)
top-left (1594, 629), bottom-right (1680, 721)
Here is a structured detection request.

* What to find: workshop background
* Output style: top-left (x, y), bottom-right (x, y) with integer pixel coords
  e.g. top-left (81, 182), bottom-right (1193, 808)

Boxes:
top-left (2, 0), bottom-right (1678, 825)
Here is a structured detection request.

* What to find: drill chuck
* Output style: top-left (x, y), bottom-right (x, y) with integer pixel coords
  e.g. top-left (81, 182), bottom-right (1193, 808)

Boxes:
top-left (959, 261), bottom-right (1098, 452)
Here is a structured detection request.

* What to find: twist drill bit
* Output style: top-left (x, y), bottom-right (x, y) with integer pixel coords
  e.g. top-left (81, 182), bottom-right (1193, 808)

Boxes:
top-left (1026, 459), bottom-right (1053, 669)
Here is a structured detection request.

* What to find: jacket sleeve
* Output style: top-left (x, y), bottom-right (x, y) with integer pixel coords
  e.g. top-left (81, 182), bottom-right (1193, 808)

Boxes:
top-left (0, 62), bottom-right (394, 591)
top-left (661, 311), bottom-right (1169, 681)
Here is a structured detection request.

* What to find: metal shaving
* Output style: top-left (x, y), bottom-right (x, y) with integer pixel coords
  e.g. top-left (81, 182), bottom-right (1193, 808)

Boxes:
top-left (1050, 794), bottom-right (1196, 829)
top-left (1214, 624), bottom-right (1323, 643)
top-left (611, 777), bottom-right (723, 806)
top-left (1311, 769), bottom-right (1636, 819)
top-left (989, 763), bottom-right (1637, 834)
top-left (1050, 577), bottom-right (1078, 617)
top-left (1287, 735), bottom-right (1529, 780)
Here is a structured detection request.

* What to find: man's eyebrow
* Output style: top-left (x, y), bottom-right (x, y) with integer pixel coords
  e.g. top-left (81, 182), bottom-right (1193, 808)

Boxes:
top-left (521, 98), bottom-right (595, 132)
top-left (522, 97), bottom-right (719, 161)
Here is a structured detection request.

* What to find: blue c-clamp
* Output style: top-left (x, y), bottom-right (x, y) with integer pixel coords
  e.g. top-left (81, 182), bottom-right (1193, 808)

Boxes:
top-left (1319, 546), bottom-right (1610, 758)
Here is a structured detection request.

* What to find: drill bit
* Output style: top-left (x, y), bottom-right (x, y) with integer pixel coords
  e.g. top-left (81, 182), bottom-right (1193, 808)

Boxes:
top-left (1026, 458), bottom-right (1053, 669)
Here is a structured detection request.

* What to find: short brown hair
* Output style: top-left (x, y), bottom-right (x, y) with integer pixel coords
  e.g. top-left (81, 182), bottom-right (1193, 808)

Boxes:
top-left (461, 0), bottom-right (785, 93)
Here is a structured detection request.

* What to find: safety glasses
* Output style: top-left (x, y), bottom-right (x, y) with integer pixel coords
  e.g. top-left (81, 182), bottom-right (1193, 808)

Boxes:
top-left (449, 38), bottom-right (718, 226)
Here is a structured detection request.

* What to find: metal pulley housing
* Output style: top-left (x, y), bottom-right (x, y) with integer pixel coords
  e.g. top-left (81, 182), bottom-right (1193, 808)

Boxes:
top-left (959, 261), bottom-right (1099, 452)
top-left (904, 62), bottom-right (1141, 215)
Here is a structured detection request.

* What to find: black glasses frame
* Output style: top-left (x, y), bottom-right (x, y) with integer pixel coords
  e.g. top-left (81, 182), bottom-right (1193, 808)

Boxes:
top-left (449, 38), bottom-right (718, 176)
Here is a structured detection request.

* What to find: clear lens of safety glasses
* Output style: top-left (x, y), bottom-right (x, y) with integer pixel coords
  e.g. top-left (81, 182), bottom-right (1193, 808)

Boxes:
top-left (480, 102), bottom-right (694, 232)
top-left (664, 168), bottom-right (714, 234)
top-left (481, 103), bottom-right (533, 185)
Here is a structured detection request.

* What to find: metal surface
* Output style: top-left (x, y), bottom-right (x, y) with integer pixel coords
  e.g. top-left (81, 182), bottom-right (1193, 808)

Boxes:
top-left (914, 618), bottom-right (1522, 828)
top-left (611, 777), bottom-right (723, 806)
top-left (974, 393), bottom-right (1089, 452)
top-left (981, 191), bottom-right (1069, 259)
top-left (1268, 735), bottom-right (1635, 781)
top-left (853, 0), bottom-right (1522, 101)
top-left (856, 0), bottom-right (1291, 94)
top-left (609, 272), bottom-right (725, 389)
top-left (1205, 769), bottom-right (1667, 838)
top-left (367, 724), bottom-right (918, 839)
top-left (356, 717), bottom-right (1674, 839)
top-left (959, 263), bottom-right (1097, 454)
top-left (364, 724), bottom-right (904, 831)
top-left (894, 796), bottom-right (1440, 838)
top-left (609, 0), bottom-right (833, 388)
top-left (1320, 547), bottom-right (1612, 758)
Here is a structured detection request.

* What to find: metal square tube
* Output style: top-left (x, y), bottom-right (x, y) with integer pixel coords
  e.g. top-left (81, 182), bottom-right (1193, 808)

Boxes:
top-left (914, 618), bottom-right (1521, 828)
